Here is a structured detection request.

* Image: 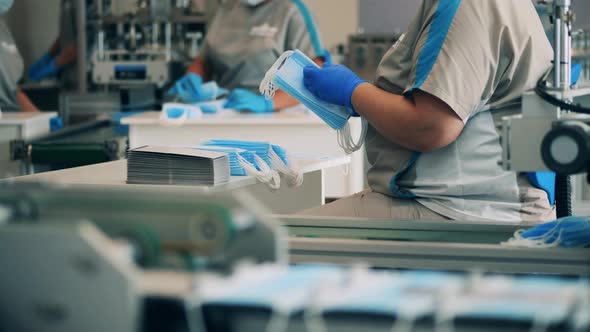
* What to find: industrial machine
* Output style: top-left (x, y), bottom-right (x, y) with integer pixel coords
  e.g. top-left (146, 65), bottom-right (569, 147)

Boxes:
top-left (54, 0), bottom-right (214, 124)
top-left (0, 182), bottom-right (588, 332)
top-left (10, 118), bottom-right (128, 172)
top-left (89, 0), bottom-right (210, 88)
top-left (0, 183), bottom-right (285, 332)
top-left (501, 0), bottom-right (590, 217)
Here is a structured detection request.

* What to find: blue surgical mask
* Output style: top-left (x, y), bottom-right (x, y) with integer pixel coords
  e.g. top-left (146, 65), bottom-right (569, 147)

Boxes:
top-left (160, 103), bottom-right (202, 125)
top-left (193, 146), bottom-right (256, 176)
top-left (260, 50), bottom-right (367, 154)
top-left (502, 216), bottom-right (590, 248)
top-left (202, 140), bottom-right (302, 187)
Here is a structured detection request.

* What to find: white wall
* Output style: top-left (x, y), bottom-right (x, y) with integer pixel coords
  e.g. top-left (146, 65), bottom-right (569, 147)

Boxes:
top-left (305, 0), bottom-right (359, 51)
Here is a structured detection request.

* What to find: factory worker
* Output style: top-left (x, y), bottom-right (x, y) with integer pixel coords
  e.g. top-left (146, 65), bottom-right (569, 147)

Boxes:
top-left (170, 0), bottom-right (325, 113)
top-left (301, 0), bottom-right (556, 223)
top-left (28, 0), bottom-right (80, 91)
top-left (0, 0), bottom-right (38, 112)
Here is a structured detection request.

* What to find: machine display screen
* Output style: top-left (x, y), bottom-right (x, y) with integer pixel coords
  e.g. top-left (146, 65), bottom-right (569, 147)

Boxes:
top-left (114, 65), bottom-right (147, 80)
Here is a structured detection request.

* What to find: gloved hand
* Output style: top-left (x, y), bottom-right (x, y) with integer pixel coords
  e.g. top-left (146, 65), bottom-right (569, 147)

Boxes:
top-left (49, 116), bottom-right (64, 132)
top-left (223, 89), bottom-right (273, 113)
top-left (303, 64), bottom-right (367, 110)
top-left (168, 73), bottom-right (228, 103)
top-left (28, 53), bottom-right (53, 78)
top-left (29, 56), bottom-right (58, 81)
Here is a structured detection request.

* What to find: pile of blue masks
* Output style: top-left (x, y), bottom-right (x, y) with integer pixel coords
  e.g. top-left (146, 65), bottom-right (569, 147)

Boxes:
top-left (260, 49), bottom-right (367, 154)
top-left (192, 146), bottom-right (257, 177)
top-left (193, 99), bottom-right (227, 114)
top-left (502, 216), bottom-right (590, 248)
top-left (202, 140), bottom-right (302, 187)
top-left (168, 73), bottom-right (228, 103)
top-left (160, 103), bottom-right (202, 125)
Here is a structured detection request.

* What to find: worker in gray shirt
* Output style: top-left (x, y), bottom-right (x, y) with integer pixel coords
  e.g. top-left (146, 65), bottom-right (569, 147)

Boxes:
top-left (0, 0), bottom-right (38, 112)
top-left (27, 0), bottom-right (80, 91)
top-left (170, 0), bottom-right (325, 113)
top-left (301, 0), bottom-right (555, 223)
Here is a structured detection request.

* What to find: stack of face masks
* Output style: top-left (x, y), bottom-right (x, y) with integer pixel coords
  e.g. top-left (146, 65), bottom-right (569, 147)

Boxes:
top-left (501, 216), bottom-right (590, 248)
top-left (202, 140), bottom-right (303, 188)
top-left (160, 103), bottom-right (202, 125)
top-left (192, 146), bottom-right (257, 177)
top-left (260, 50), bottom-right (367, 154)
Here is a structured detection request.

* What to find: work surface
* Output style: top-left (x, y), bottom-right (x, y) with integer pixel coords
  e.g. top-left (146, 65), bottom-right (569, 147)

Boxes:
top-left (122, 109), bottom-right (366, 198)
top-left (11, 156), bottom-right (350, 214)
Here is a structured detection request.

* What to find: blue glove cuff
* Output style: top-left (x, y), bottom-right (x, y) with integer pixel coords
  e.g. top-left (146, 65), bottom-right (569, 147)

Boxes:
top-left (264, 98), bottom-right (274, 113)
top-left (347, 79), bottom-right (368, 112)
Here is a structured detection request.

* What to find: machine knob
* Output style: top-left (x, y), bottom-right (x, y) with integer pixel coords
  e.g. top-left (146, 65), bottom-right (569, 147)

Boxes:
top-left (541, 121), bottom-right (590, 175)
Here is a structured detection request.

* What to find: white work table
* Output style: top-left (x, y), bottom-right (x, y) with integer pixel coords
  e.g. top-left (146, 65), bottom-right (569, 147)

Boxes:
top-left (121, 108), bottom-right (365, 198)
top-left (11, 155), bottom-right (350, 214)
top-left (0, 112), bottom-right (56, 178)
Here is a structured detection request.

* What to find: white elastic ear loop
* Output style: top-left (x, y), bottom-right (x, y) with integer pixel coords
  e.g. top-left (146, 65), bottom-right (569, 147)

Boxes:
top-left (237, 153), bottom-right (280, 190)
top-left (303, 300), bottom-right (327, 332)
top-left (501, 227), bottom-right (563, 249)
top-left (269, 149), bottom-right (303, 187)
top-left (260, 50), bottom-right (294, 99)
top-left (390, 309), bottom-right (420, 332)
top-left (337, 119), bottom-right (368, 154)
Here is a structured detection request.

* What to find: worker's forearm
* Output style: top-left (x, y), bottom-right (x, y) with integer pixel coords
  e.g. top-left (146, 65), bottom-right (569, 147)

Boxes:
top-left (186, 57), bottom-right (207, 79)
top-left (351, 83), bottom-right (450, 152)
top-left (48, 39), bottom-right (61, 57)
top-left (16, 89), bottom-right (40, 112)
top-left (55, 44), bottom-right (78, 68)
top-left (272, 90), bottom-right (299, 111)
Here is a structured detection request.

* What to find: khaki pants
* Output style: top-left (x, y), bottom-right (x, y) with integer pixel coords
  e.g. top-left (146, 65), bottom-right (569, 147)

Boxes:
top-left (299, 189), bottom-right (450, 220)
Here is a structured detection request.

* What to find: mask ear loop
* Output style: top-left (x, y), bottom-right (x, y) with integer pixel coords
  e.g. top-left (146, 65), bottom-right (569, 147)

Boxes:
top-left (390, 308), bottom-right (419, 332)
top-left (269, 148), bottom-right (303, 187)
top-left (260, 50), bottom-right (294, 99)
top-left (238, 153), bottom-right (281, 190)
top-left (501, 219), bottom-right (565, 248)
top-left (303, 298), bottom-right (328, 332)
top-left (434, 285), bottom-right (458, 332)
top-left (337, 119), bottom-right (368, 154)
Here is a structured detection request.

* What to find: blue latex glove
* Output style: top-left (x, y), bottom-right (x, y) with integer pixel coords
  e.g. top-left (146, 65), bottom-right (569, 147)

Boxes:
top-left (49, 116), bottom-right (64, 132)
top-left (29, 58), bottom-right (58, 81)
top-left (168, 73), bottom-right (209, 103)
top-left (223, 89), bottom-right (273, 113)
top-left (303, 64), bottom-right (367, 110)
top-left (28, 53), bottom-right (53, 79)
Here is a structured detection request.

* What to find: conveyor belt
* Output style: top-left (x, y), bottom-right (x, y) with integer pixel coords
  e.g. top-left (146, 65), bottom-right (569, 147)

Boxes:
top-left (278, 216), bottom-right (590, 276)
top-left (11, 119), bottom-right (127, 169)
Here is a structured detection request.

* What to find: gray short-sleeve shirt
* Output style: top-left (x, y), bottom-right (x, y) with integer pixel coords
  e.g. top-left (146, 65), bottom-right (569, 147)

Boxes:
top-left (0, 18), bottom-right (23, 111)
top-left (367, 0), bottom-right (555, 222)
top-left (200, 0), bottom-right (316, 91)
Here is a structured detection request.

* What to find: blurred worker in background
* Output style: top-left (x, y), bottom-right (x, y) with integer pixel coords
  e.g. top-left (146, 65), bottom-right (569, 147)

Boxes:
top-left (169, 0), bottom-right (326, 113)
top-left (0, 0), bottom-right (39, 112)
top-left (28, 0), bottom-right (80, 91)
